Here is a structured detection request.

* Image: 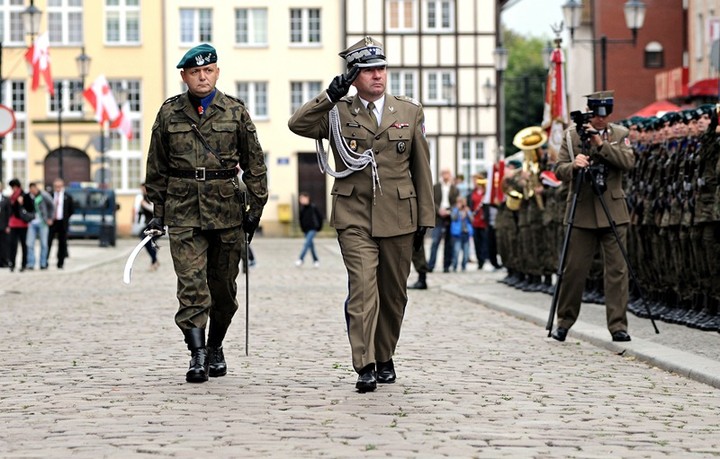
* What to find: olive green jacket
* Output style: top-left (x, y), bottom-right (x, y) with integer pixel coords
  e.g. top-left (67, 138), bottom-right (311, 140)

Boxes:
top-left (145, 90), bottom-right (268, 229)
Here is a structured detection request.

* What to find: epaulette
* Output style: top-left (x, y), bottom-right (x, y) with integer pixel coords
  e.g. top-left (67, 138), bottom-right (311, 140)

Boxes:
top-left (163, 94), bottom-right (182, 105)
top-left (225, 93), bottom-right (246, 106)
top-left (394, 95), bottom-right (421, 106)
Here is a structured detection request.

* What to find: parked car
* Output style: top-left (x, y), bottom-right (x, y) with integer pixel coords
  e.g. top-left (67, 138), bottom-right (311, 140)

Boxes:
top-left (66, 182), bottom-right (119, 246)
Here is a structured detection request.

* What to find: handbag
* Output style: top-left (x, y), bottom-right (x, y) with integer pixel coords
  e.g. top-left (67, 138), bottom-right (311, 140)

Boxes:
top-left (18, 207), bottom-right (35, 223)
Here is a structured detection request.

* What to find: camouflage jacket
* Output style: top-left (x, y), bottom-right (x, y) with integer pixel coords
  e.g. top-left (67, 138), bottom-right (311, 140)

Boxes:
top-left (145, 90), bottom-right (268, 229)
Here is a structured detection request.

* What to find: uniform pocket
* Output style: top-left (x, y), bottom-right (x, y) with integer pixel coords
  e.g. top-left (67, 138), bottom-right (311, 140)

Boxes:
top-left (330, 182), bottom-right (355, 228)
top-left (397, 184), bottom-right (417, 229)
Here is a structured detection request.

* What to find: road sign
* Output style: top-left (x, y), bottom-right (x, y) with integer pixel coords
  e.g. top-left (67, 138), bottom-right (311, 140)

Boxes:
top-left (0, 104), bottom-right (16, 137)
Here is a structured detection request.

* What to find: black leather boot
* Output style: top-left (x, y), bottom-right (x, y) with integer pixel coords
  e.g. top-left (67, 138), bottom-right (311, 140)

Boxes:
top-left (207, 322), bottom-right (228, 377)
top-left (408, 272), bottom-right (428, 290)
top-left (184, 328), bottom-right (209, 383)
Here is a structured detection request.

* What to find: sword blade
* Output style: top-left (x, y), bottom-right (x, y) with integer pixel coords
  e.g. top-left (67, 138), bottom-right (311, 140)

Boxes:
top-left (123, 234), bottom-right (154, 285)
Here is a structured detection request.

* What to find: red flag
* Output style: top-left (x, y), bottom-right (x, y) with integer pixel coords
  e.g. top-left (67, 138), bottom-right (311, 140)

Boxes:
top-left (24, 32), bottom-right (54, 95)
top-left (110, 101), bottom-right (133, 140)
top-left (83, 74), bottom-right (120, 124)
top-left (541, 47), bottom-right (568, 161)
top-left (490, 161), bottom-right (505, 205)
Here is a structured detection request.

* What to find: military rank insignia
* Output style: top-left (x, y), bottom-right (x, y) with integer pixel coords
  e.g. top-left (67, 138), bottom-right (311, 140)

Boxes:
top-left (349, 139), bottom-right (358, 151)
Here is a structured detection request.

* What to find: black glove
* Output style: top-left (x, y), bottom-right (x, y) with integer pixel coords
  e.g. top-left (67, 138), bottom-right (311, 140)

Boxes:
top-left (413, 227), bottom-right (428, 252)
top-left (144, 217), bottom-right (165, 237)
top-left (243, 214), bottom-right (260, 244)
top-left (326, 65), bottom-right (361, 103)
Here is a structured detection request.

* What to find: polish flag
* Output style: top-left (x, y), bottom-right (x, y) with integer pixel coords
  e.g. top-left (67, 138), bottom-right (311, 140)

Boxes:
top-left (111, 101), bottom-right (133, 140)
top-left (541, 46), bottom-right (569, 162)
top-left (83, 74), bottom-right (120, 124)
top-left (24, 32), bottom-right (54, 95)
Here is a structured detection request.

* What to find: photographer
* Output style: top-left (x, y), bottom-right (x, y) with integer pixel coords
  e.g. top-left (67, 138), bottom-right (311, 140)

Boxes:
top-left (550, 91), bottom-right (636, 343)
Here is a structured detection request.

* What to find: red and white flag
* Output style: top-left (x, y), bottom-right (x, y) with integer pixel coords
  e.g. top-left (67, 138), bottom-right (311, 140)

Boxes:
top-left (24, 32), bottom-right (54, 95)
top-left (83, 74), bottom-right (120, 124)
top-left (110, 101), bottom-right (133, 140)
top-left (541, 46), bottom-right (568, 162)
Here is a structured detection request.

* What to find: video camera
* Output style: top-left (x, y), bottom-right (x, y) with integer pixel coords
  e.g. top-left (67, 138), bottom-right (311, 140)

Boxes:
top-left (570, 110), bottom-right (608, 193)
top-left (570, 110), bottom-right (596, 142)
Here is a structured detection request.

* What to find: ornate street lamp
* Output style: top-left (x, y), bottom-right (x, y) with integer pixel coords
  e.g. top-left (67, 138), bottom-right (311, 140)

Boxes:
top-left (21, 0), bottom-right (42, 41)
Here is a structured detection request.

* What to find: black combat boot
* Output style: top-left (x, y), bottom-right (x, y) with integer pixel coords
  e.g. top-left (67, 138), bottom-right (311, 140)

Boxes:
top-left (408, 272), bottom-right (428, 290)
top-left (184, 328), bottom-right (209, 383)
top-left (207, 322), bottom-right (228, 377)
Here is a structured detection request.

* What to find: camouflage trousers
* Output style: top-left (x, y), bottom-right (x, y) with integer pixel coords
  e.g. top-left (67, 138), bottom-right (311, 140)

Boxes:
top-left (168, 225), bottom-right (244, 332)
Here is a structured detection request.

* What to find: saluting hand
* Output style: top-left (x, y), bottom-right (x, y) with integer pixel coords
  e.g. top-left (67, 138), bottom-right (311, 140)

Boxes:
top-left (327, 65), bottom-right (361, 103)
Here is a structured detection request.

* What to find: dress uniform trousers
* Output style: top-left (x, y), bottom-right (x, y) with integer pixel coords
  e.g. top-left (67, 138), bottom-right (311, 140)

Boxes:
top-left (338, 227), bottom-right (414, 373)
top-left (556, 225), bottom-right (629, 333)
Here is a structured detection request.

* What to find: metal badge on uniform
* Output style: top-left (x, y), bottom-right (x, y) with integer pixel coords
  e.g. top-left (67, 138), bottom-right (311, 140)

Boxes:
top-left (349, 139), bottom-right (358, 151)
top-left (397, 141), bottom-right (406, 153)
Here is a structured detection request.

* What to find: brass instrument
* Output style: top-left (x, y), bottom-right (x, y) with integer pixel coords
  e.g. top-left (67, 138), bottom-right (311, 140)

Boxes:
top-left (512, 126), bottom-right (548, 210)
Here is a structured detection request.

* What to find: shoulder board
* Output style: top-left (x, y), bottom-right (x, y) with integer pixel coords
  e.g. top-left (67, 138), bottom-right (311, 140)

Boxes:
top-left (163, 94), bottom-right (182, 105)
top-left (610, 123), bottom-right (629, 137)
top-left (224, 93), bottom-right (246, 106)
top-left (394, 95), bottom-right (421, 107)
top-left (339, 95), bottom-right (354, 103)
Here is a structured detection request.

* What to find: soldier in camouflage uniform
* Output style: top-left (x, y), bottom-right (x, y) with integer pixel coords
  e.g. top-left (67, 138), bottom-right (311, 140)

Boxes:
top-left (145, 44), bottom-right (268, 383)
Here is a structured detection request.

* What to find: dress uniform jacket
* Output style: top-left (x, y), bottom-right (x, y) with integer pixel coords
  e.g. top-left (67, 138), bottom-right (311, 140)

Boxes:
top-left (556, 124), bottom-right (635, 228)
top-left (146, 90), bottom-right (268, 227)
top-left (288, 92), bottom-right (434, 235)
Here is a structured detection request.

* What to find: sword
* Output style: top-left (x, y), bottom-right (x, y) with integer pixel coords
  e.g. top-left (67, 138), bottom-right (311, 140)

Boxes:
top-left (122, 232), bottom-right (157, 285)
top-left (244, 230), bottom-right (250, 356)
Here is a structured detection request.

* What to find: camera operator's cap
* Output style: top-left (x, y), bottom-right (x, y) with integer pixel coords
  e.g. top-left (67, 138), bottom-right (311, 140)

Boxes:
top-left (340, 36), bottom-right (387, 69)
top-left (585, 90), bottom-right (614, 117)
top-left (177, 44), bottom-right (217, 69)
top-left (512, 126), bottom-right (548, 151)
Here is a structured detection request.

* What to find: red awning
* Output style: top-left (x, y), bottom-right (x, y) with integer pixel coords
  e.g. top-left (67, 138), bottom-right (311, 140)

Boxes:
top-left (688, 78), bottom-right (720, 97)
top-left (631, 100), bottom-right (681, 118)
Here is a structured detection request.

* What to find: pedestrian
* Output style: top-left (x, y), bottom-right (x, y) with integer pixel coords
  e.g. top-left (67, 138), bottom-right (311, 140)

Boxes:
top-left (145, 44), bottom-right (268, 383)
top-left (7, 179), bottom-right (29, 272)
top-left (428, 169), bottom-right (459, 273)
top-left (47, 178), bottom-right (74, 269)
top-left (449, 195), bottom-right (473, 271)
top-left (0, 182), bottom-right (11, 267)
top-left (132, 183), bottom-right (159, 271)
top-left (550, 91), bottom-right (635, 343)
top-left (467, 174), bottom-right (488, 270)
top-left (25, 182), bottom-right (55, 270)
top-left (288, 36), bottom-right (434, 392)
top-left (295, 191), bottom-right (323, 268)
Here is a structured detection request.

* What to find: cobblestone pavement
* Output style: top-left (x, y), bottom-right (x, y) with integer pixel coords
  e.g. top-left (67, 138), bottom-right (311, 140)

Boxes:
top-left (1, 237), bottom-right (719, 458)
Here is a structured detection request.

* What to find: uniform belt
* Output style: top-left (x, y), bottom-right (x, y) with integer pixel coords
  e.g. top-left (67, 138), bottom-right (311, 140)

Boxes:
top-left (168, 168), bottom-right (236, 181)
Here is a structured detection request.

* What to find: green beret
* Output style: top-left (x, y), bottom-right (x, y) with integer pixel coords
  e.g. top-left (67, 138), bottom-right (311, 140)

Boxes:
top-left (177, 44), bottom-right (217, 69)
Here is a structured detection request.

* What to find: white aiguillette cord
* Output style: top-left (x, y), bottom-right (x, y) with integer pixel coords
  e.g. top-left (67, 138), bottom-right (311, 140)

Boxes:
top-left (315, 106), bottom-right (382, 202)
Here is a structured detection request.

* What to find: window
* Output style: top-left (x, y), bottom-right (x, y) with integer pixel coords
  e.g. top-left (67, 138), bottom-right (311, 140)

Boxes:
top-left (49, 80), bottom-right (84, 117)
top-left (48, 0), bottom-right (83, 45)
top-left (0, 80), bottom-right (26, 182)
top-left (425, 0), bottom-right (453, 31)
top-left (236, 82), bottom-right (268, 119)
top-left (459, 139), bottom-right (485, 183)
top-left (290, 81), bottom-right (322, 114)
top-left (105, 0), bottom-right (140, 44)
top-left (236, 8), bottom-right (267, 46)
top-left (289, 8), bottom-right (321, 44)
top-left (180, 8), bottom-right (212, 44)
top-left (389, 70), bottom-right (418, 98)
top-left (644, 41), bottom-right (664, 68)
top-left (424, 70), bottom-right (454, 104)
top-left (0, 0), bottom-right (26, 44)
top-left (387, 0), bottom-right (417, 32)
top-left (108, 79), bottom-right (142, 151)
top-left (104, 154), bottom-right (142, 191)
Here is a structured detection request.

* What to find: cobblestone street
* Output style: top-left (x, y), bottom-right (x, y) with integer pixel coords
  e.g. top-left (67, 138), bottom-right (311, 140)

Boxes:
top-left (1, 237), bottom-right (719, 458)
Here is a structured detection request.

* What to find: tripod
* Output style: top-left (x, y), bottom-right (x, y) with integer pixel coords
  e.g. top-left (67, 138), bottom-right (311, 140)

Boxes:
top-left (546, 143), bottom-right (660, 336)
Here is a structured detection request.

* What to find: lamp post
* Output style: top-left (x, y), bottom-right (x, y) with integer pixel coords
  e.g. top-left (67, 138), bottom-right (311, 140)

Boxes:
top-left (493, 44), bottom-right (508, 158)
top-left (562, 0), bottom-right (647, 90)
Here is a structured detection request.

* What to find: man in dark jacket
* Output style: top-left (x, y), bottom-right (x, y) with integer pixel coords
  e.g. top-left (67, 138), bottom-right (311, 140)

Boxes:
top-left (295, 191), bottom-right (323, 267)
top-left (48, 178), bottom-right (74, 269)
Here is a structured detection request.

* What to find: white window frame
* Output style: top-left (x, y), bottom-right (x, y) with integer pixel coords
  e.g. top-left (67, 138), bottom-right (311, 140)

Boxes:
top-left (289, 8), bottom-right (321, 45)
top-left (48, 0), bottom-right (84, 45)
top-left (290, 81), bottom-right (322, 114)
top-left (235, 7), bottom-right (268, 47)
top-left (179, 8), bottom-right (212, 45)
top-left (424, 0), bottom-right (454, 32)
top-left (386, 0), bottom-right (417, 32)
top-left (103, 153), bottom-right (142, 192)
top-left (108, 79), bottom-right (142, 153)
top-left (1, 80), bottom-right (26, 183)
top-left (459, 138), bottom-right (486, 185)
top-left (389, 70), bottom-right (418, 98)
top-left (0, 0), bottom-right (26, 45)
top-left (423, 70), bottom-right (454, 104)
top-left (236, 82), bottom-right (268, 120)
top-left (105, 0), bottom-right (141, 45)
top-left (48, 79), bottom-right (84, 118)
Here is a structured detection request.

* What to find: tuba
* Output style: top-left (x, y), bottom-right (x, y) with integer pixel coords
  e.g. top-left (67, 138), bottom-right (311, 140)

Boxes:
top-left (512, 126), bottom-right (548, 210)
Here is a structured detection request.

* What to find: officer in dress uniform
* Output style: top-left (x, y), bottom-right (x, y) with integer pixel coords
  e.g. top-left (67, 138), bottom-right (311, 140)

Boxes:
top-left (145, 44), bottom-right (268, 383)
top-left (550, 91), bottom-right (635, 343)
top-left (288, 36), bottom-right (435, 392)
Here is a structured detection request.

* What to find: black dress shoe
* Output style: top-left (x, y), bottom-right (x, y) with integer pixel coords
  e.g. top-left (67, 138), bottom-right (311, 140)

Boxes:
top-left (408, 280), bottom-right (427, 290)
top-left (355, 364), bottom-right (377, 393)
top-left (377, 359), bottom-right (396, 384)
top-left (611, 330), bottom-right (631, 342)
top-left (551, 327), bottom-right (568, 342)
top-left (207, 345), bottom-right (227, 377)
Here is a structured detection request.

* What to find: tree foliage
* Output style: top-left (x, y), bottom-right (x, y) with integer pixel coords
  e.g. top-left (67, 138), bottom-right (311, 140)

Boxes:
top-left (502, 29), bottom-right (549, 157)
